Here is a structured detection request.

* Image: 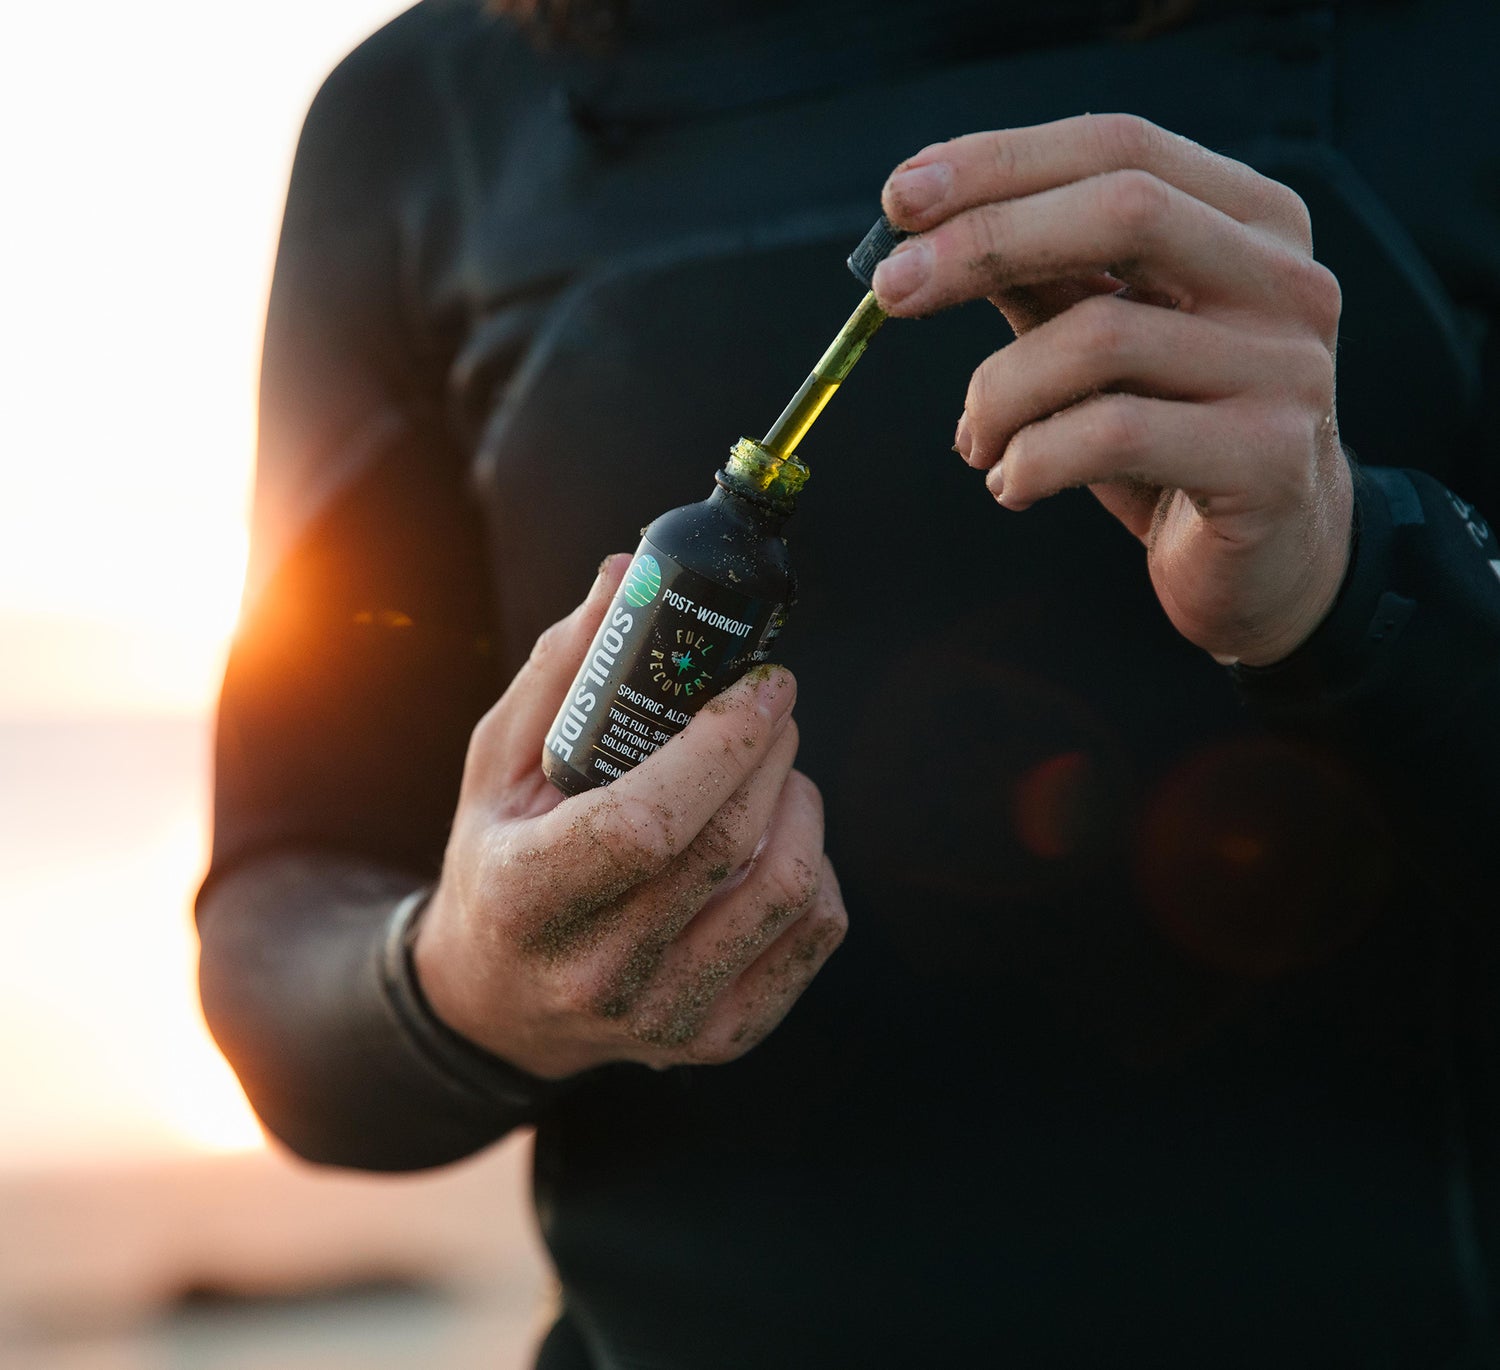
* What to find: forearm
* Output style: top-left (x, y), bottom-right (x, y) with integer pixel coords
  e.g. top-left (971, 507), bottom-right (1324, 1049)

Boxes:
top-left (198, 849), bottom-right (549, 1171)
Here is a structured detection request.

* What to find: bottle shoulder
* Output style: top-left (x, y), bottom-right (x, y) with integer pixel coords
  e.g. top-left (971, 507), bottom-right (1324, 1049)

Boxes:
top-left (644, 489), bottom-right (794, 602)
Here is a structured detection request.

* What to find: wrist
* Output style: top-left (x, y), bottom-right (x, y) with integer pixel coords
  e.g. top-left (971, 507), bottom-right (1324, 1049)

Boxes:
top-left (407, 879), bottom-right (481, 1044)
top-left (382, 887), bottom-right (571, 1108)
top-left (1228, 455), bottom-right (1356, 668)
top-left (409, 879), bottom-right (599, 1082)
top-left (1226, 461), bottom-right (1406, 716)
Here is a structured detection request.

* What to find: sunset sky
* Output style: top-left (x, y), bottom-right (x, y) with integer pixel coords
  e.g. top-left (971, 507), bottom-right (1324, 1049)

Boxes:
top-left (1, 0), bottom-right (409, 1167)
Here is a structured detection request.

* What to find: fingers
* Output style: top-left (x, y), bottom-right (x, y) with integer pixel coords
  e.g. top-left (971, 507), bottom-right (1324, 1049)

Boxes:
top-left (958, 295), bottom-right (1335, 471)
top-left (988, 274), bottom-right (1122, 336)
top-left (702, 855), bottom-right (847, 1061)
top-left (987, 392), bottom-right (1324, 530)
top-left (1086, 478), bottom-right (1165, 543)
top-left (510, 765), bottom-right (842, 1075)
top-left (516, 666), bottom-right (800, 914)
top-left (466, 553), bottom-right (631, 790)
top-left (882, 113), bottom-right (1311, 248)
top-left (554, 721), bottom-right (804, 1010)
top-left (875, 169), bottom-right (1307, 319)
top-left (614, 763), bottom-right (825, 1043)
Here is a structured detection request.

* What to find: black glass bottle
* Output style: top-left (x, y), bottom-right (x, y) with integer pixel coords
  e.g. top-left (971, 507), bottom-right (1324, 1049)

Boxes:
top-left (543, 440), bottom-right (802, 797)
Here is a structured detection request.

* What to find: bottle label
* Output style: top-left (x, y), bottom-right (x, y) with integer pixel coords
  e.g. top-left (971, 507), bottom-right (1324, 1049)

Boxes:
top-left (545, 540), bottom-right (788, 790)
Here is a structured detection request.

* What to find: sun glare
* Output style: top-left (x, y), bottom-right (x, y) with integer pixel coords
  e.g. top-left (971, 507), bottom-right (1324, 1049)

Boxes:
top-left (0, 0), bottom-right (412, 1169)
top-left (0, 0), bottom-right (409, 714)
top-left (7, 502), bottom-right (251, 642)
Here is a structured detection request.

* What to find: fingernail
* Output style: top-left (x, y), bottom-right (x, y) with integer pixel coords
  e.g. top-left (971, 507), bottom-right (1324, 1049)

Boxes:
top-left (754, 665), bottom-right (796, 721)
top-left (871, 239), bottom-right (932, 306)
top-left (885, 162), bottom-right (951, 219)
top-left (953, 412), bottom-right (973, 462)
top-left (989, 462), bottom-right (1009, 505)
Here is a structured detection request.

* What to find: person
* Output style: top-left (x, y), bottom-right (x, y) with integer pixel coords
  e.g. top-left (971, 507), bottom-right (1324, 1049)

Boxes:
top-left (198, 0), bottom-right (1500, 1363)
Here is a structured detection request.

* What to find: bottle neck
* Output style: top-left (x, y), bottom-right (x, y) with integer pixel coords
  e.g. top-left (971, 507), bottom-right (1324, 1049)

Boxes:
top-left (720, 436), bottom-right (806, 520)
top-left (711, 468), bottom-right (794, 534)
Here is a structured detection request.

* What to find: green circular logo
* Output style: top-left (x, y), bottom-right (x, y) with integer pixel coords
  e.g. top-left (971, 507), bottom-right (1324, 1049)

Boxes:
top-left (622, 553), bottom-right (661, 608)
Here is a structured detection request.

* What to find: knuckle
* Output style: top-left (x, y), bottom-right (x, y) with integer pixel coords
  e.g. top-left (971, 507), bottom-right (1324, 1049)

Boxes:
top-left (818, 875), bottom-right (850, 935)
top-left (1277, 186), bottom-right (1314, 249)
top-left (685, 808), bottom-right (740, 874)
top-left (819, 904), bottom-right (850, 955)
top-left (784, 906), bottom-right (846, 979)
top-left (1072, 294), bottom-right (1131, 361)
top-left (987, 131), bottom-right (1021, 187)
top-left (783, 768), bottom-right (825, 822)
top-left (1253, 405), bottom-right (1318, 487)
top-left (952, 205), bottom-right (1007, 274)
top-left (810, 873), bottom-right (850, 949)
top-left (1091, 396), bottom-right (1150, 459)
top-left (965, 215), bottom-right (1000, 271)
top-left (1269, 251), bottom-right (1341, 337)
top-left (465, 698), bottom-right (505, 757)
top-left (527, 616), bottom-right (573, 670)
top-left (1099, 168), bottom-right (1171, 241)
top-left (755, 851), bottom-right (821, 922)
top-left (1300, 258), bottom-right (1343, 338)
top-left (1289, 338), bottom-right (1337, 408)
top-left (595, 791), bottom-right (677, 870)
top-left (699, 713), bottom-right (774, 788)
top-left (1094, 113), bottom-right (1164, 169)
top-left (1277, 401), bottom-right (1322, 456)
top-left (683, 1031), bottom-right (745, 1067)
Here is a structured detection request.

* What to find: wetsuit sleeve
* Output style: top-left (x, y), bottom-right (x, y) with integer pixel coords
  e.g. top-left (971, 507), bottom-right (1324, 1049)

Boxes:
top-left (1231, 458), bottom-right (1500, 907)
top-left (196, 16), bottom-right (558, 1171)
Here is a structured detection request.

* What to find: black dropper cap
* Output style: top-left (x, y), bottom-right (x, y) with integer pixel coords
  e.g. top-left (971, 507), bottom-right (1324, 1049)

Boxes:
top-left (846, 215), bottom-right (909, 289)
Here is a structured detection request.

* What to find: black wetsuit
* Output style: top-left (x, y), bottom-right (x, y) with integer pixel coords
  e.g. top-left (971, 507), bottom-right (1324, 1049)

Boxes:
top-left (199, 1), bottom-right (1500, 1364)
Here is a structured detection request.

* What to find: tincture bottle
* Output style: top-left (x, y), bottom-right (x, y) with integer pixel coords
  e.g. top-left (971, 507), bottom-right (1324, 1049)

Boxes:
top-left (543, 439), bottom-right (804, 797)
top-left (542, 216), bottom-right (902, 796)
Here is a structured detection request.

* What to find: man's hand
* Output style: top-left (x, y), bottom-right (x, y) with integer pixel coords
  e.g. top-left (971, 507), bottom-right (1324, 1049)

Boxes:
top-left (874, 113), bottom-right (1352, 667)
top-left (413, 555), bottom-right (846, 1080)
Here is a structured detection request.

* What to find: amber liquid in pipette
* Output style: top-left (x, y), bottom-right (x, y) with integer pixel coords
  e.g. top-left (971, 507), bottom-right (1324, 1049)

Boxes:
top-left (759, 290), bottom-right (887, 460)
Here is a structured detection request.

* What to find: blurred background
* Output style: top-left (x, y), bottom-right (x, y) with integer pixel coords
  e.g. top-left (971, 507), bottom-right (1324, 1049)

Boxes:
top-left (0, 3), bottom-right (551, 1365)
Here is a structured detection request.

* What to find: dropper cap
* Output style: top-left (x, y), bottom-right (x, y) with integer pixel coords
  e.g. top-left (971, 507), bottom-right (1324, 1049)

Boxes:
top-left (846, 215), bottom-right (908, 289)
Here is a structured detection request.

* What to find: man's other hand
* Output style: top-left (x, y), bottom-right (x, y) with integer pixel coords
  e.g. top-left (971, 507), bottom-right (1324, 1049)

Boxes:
top-left (876, 113), bottom-right (1352, 668)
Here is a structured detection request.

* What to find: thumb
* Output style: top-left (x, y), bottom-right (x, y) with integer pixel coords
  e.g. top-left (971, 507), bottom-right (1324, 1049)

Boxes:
top-left (468, 553), bottom-right (631, 791)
